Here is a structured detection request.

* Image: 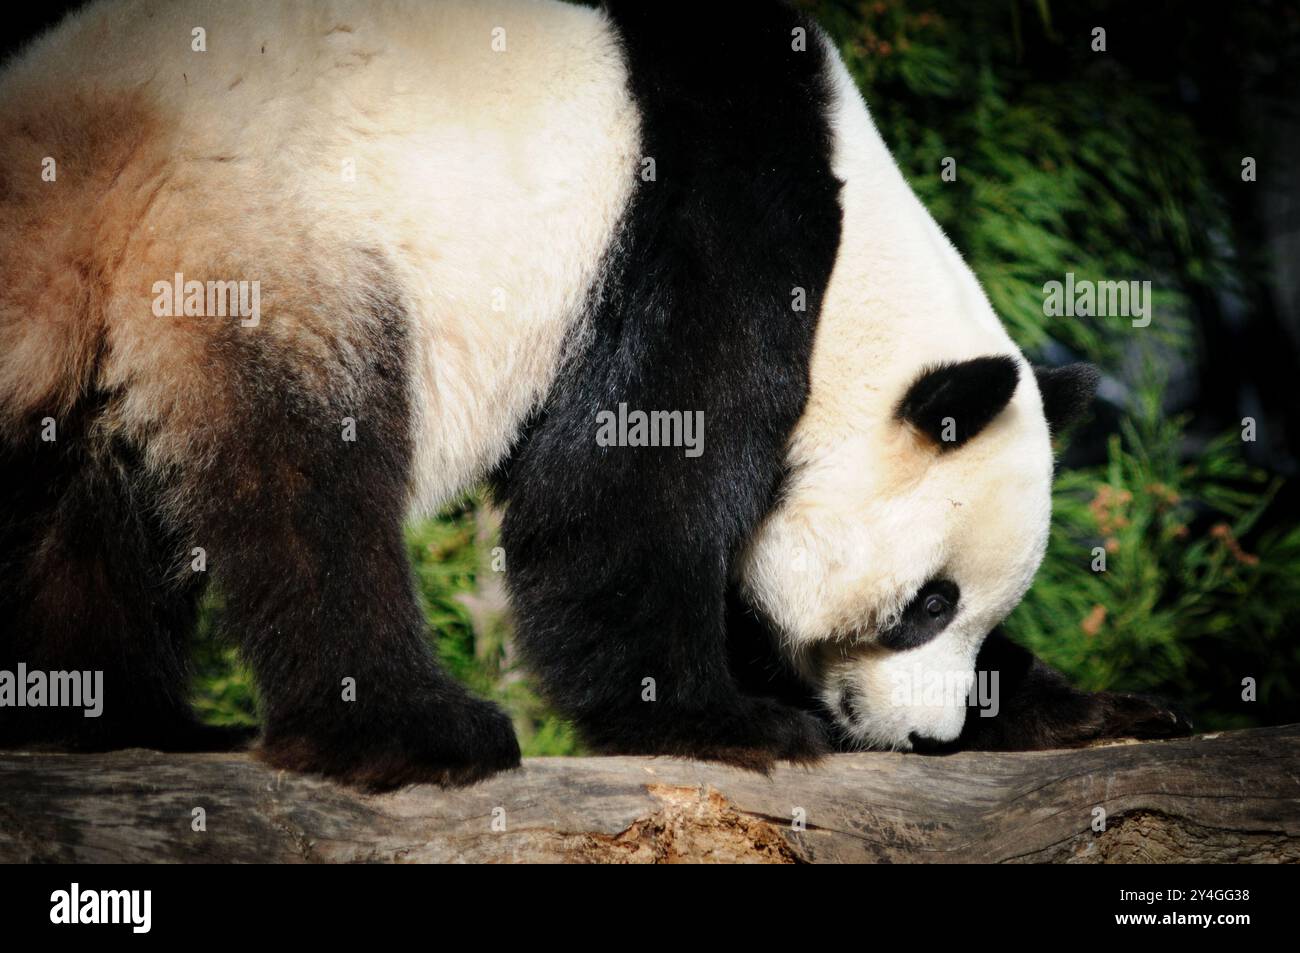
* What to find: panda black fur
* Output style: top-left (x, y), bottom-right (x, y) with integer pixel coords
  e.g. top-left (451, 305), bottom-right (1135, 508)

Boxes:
top-left (0, 0), bottom-right (1188, 789)
top-left (491, 1), bottom-right (843, 765)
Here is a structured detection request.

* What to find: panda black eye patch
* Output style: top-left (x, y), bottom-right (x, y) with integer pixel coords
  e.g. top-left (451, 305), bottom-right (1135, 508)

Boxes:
top-left (878, 580), bottom-right (961, 651)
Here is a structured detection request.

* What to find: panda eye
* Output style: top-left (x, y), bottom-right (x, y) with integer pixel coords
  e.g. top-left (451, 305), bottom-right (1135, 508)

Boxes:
top-left (879, 579), bottom-right (961, 651)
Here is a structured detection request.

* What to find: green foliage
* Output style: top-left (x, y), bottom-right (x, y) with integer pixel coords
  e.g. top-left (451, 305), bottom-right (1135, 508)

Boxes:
top-left (190, 593), bottom-right (257, 729)
top-left (404, 500), bottom-right (583, 756)
top-left (802, 0), bottom-right (1234, 363)
top-left (1005, 374), bottom-right (1300, 727)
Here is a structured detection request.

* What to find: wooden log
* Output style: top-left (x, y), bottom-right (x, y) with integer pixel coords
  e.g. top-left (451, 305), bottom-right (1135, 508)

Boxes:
top-left (1, 725), bottom-right (1297, 863)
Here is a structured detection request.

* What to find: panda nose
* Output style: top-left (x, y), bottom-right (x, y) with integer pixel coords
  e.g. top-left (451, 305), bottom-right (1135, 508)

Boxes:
top-left (908, 731), bottom-right (959, 755)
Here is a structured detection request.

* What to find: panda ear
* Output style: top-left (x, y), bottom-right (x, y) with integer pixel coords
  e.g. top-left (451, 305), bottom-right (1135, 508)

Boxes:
top-left (1033, 363), bottom-right (1100, 433)
top-left (896, 356), bottom-right (1020, 451)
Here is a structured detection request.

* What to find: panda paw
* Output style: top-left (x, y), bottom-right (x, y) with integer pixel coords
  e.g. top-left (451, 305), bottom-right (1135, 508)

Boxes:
top-left (258, 694), bottom-right (521, 792)
top-left (700, 705), bottom-right (831, 771)
top-left (957, 689), bottom-right (1192, 751)
top-left (594, 697), bottom-right (831, 771)
top-left (1029, 691), bottom-right (1192, 750)
top-left (1086, 691), bottom-right (1194, 744)
top-left (149, 720), bottom-right (260, 753)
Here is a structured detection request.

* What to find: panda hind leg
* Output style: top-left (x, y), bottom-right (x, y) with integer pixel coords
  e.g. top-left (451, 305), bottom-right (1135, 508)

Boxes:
top-left (176, 294), bottom-right (520, 791)
top-left (0, 403), bottom-right (234, 753)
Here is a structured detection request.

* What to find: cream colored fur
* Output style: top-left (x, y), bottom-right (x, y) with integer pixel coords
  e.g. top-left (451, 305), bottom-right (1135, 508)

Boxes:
top-left (737, 42), bottom-right (1056, 750)
top-left (0, 0), bottom-right (638, 512)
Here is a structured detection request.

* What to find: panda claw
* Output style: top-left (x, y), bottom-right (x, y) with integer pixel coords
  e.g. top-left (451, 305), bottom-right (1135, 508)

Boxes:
top-left (1094, 692), bottom-right (1194, 742)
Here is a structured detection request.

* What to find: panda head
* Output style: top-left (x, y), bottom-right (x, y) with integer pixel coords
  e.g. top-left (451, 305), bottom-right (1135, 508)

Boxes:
top-left (739, 356), bottom-right (1098, 751)
top-left (736, 40), bottom-right (1100, 751)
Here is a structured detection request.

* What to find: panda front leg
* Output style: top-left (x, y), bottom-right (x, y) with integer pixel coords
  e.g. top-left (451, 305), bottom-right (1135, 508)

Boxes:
top-left (486, 0), bottom-right (844, 768)
top-left (491, 195), bottom-right (841, 769)
top-left (953, 628), bottom-right (1192, 751)
top-left (493, 257), bottom-right (839, 770)
top-left (503, 542), bottom-right (830, 769)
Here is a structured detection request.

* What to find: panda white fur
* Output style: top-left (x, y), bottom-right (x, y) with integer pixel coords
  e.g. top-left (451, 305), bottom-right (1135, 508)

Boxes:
top-left (0, 0), bottom-right (1187, 788)
top-left (739, 50), bottom-right (1059, 751)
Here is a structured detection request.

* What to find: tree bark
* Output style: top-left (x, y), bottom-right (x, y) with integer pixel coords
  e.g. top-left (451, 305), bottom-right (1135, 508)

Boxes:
top-left (1, 725), bottom-right (1297, 863)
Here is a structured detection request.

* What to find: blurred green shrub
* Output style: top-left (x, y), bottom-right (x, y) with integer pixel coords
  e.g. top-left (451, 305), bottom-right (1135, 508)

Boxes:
top-left (403, 500), bottom-right (583, 756)
top-left (1005, 373), bottom-right (1300, 728)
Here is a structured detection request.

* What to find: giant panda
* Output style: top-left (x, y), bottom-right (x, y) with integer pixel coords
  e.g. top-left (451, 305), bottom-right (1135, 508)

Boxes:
top-left (0, 0), bottom-right (1189, 789)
